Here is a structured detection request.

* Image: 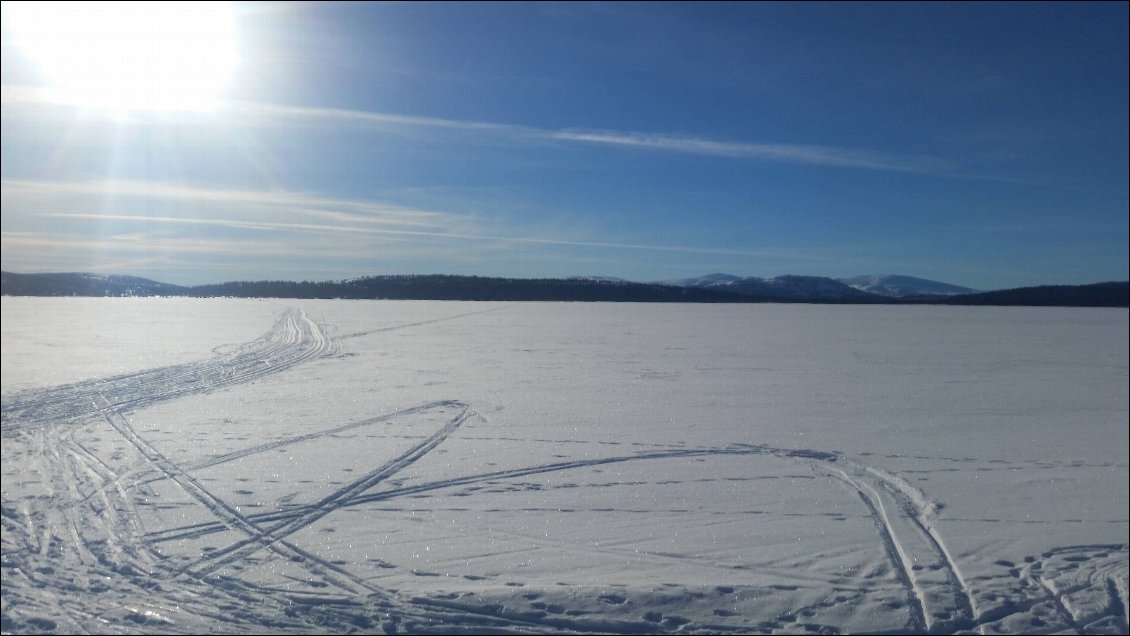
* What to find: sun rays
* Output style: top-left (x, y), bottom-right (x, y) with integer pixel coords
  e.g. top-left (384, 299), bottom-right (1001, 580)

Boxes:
top-left (5, 1), bottom-right (238, 113)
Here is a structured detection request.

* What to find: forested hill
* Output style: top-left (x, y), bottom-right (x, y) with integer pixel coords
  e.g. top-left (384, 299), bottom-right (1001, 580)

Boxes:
top-left (187, 275), bottom-right (755, 302)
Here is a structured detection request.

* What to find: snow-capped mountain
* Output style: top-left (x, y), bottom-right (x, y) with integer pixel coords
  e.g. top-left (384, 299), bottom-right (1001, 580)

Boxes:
top-left (838, 275), bottom-right (978, 298)
top-left (659, 273), bottom-right (744, 287)
top-left (564, 276), bottom-right (630, 284)
top-left (658, 274), bottom-right (881, 301)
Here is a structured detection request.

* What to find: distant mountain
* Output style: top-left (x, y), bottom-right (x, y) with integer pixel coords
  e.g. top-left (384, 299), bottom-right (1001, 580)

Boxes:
top-left (659, 273), bottom-right (882, 302)
top-left (658, 273), bottom-right (744, 287)
top-left (3, 271), bottom-right (1126, 307)
top-left (839, 275), bottom-right (977, 298)
top-left (756, 275), bottom-right (884, 301)
top-left (0, 272), bottom-right (186, 297)
top-left (939, 282), bottom-right (1128, 307)
top-left (565, 276), bottom-right (629, 284)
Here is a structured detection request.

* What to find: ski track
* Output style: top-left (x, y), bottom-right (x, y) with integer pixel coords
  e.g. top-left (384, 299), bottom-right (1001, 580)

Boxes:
top-left (2, 305), bottom-right (1126, 634)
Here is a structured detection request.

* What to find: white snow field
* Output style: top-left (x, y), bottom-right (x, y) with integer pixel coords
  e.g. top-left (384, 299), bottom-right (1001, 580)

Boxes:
top-left (1, 298), bottom-right (1127, 635)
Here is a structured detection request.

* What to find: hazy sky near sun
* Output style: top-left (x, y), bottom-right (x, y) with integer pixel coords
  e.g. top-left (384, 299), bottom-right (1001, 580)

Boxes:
top-left (1, 2), bottom-right (1127, 289)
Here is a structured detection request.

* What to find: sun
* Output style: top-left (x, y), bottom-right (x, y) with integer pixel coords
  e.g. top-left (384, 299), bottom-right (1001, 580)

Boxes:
top-left (6, 1), bottom-right (238, 112)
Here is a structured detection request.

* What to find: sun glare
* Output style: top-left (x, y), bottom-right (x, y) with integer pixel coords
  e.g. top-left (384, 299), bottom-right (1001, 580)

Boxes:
top-left (7, 1), bottom-right (238, 112)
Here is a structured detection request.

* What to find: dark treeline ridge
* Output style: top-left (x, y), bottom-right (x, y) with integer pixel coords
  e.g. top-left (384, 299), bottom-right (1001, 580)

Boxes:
top-left (187, 275), bottom-right (755, 303)
top-left (0, 272), bottom-right (755, 303)
top-left (2, 271), bottom-right (1127, 307)
top-left (933, 281), bottom-right (1129, 308)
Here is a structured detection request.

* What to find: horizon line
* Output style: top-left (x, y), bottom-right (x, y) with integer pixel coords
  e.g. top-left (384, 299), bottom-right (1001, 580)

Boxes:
top-left (4, 268), bottom-right (1127, 292)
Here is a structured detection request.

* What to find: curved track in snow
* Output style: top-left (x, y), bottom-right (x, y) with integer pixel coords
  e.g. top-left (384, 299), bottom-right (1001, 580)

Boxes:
top-left (1, 308), bottom-right (334, 432)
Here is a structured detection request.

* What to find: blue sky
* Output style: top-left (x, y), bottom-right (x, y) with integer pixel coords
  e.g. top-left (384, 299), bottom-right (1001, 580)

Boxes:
top-left (1, 2), bottom-right (1126, 289)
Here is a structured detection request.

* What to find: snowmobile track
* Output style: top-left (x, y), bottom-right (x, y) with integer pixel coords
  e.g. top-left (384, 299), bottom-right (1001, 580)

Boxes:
top-left (1, 308), bottom-right (333, 432)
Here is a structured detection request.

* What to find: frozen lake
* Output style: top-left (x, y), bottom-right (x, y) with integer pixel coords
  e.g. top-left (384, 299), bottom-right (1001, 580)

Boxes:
top-left (2, 298), bottom-right (1127, 634)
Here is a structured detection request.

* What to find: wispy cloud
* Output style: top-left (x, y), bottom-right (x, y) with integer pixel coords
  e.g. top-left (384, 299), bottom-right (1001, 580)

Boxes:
top-left (1, 231), bottom-right (266, 255)
top-left (40, 211), bottom-right (792, 258)
top-left (232, 99), bottom-right (951, 173)
top-left (2, 84), bottom-right (951, 174)
top-left (2, 178), bottom-right (814, 261)
top-left (547, 130), bottom-right (952, 173)
top-left (227, 98), bottom-right (531, 134)
top-left (1, 178), bottom-right (455, 228)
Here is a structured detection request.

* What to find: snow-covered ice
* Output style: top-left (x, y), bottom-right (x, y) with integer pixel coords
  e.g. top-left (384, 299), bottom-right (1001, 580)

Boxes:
top-left (2, 298), bottom-right (1127, 634)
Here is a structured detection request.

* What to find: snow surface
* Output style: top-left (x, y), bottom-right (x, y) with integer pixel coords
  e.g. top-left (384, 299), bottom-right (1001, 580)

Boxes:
top-left (1, 298), bottom-right (1127, 634)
